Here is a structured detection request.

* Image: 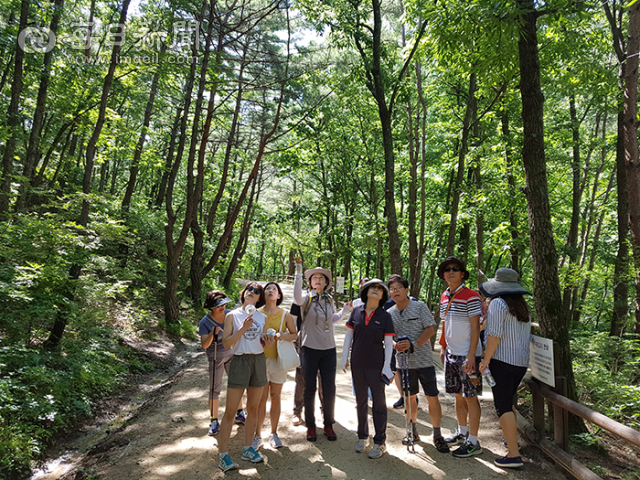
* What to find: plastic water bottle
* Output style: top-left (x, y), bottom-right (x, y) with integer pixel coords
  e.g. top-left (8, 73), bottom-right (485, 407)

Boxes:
top-left (483, 367), bottom-right (496, 387)
top-left (267, 328), bottom-right (277, 342)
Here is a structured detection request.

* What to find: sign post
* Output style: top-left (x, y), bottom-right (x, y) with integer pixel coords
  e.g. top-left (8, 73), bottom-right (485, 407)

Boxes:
top-left (530, 335), bottom-right (555, 388)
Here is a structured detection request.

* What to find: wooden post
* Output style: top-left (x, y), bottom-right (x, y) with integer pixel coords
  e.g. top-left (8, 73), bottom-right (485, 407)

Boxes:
top-left (531, 378), bottom-right (545, 441)
top-left (554, 376), bottom-right (569, 450)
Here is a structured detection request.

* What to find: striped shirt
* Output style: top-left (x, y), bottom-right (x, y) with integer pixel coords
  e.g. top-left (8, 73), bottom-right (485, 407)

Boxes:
top-left (440, 284), bottom-right (482, 356)
top-left (485, 298), bottom-right (531, 367)
top-left (388, 300), bottom-right (436, 369)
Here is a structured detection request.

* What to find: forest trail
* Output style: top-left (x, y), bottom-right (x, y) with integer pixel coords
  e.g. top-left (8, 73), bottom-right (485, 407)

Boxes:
top-left (39, 283), bottom-right (565, 480)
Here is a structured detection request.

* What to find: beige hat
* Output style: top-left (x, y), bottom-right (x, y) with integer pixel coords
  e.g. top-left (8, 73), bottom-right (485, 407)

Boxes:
top-left (305, 267), bottom-right (332, 290)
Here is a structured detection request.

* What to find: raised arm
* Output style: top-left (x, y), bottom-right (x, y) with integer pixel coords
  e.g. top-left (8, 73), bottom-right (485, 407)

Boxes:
top-left (293, 258), bottom-right (305, 306)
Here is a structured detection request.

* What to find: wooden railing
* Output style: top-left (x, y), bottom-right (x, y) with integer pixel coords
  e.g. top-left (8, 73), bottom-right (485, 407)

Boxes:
top-left (517, 375), bottom-right (640, 480)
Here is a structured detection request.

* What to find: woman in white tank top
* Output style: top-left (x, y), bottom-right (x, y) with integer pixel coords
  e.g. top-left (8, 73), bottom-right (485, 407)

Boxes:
top-left (217, 282), bottom-right (274, 471)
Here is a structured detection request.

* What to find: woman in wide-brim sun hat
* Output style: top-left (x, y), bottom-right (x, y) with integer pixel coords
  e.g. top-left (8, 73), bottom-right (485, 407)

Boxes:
top-left (293, 257), bottom-right (352, 442)
top-left (478, 268), bottom-right (532, 469)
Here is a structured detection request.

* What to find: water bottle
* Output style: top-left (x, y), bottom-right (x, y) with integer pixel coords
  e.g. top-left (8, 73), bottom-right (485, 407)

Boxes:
top-left (267, 328), bottom-right (277, 342)
top-left (483, 367), bottom-right (496, 387)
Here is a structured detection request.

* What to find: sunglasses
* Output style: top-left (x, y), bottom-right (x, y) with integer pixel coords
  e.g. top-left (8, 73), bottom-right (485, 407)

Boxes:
top-left (443, 266), bottom-right (462, 272)
top-left (245, 286), bottom-right (263, 294)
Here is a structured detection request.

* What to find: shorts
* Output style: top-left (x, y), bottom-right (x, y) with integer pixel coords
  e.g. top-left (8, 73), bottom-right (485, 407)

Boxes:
top-left (444, 351), bottom-right (482, 397)
top-left (266, 357), bottom-right (287, 384)
top-left (227, 353), bottom-right (268, 389)
top-left (207, 349), bottom-right (233, 400)
top-left (398, 366), bottom-right (439, 397)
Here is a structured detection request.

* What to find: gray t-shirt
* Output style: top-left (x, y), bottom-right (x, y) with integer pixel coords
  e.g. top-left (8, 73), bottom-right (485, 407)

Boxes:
top-left (388, 300), bottom-right (436, 369)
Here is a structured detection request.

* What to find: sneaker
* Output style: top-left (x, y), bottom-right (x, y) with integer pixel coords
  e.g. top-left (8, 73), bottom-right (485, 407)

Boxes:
top-left (452, 440), bottom-right (483, 458)
top-left (234, 409), bottom-right (246, 425)
top-left (495, 455), bottom-right (524, 468)
top-left (323, 425), bottom-right (337, 441)
top-left (412, 424), bottom-right (420, 442)
top-left (355, 438), bottom-right (368, 453)
top-left (434, 436), bottom-right (450, 453)
top-left (444, 431), bottom-right (467, 444)
top-left (306, 426), bottom-right (317, 442)
top-left (219, 453), bottom-right (238, 472)
top-left (208, 418), bottom-right (220, 436)
top-left (269, 432), bottom-right (283, 449)
top-left (393, 397), bottom-right (405, 409)
top-left (251, 435), bottom-right (263, 451)
top-left (368, 443), bottom-right (386, 459)
top-left (292, 413), bottom-right (302, 426)
top-left (241, 446), bottom-right (264, 463)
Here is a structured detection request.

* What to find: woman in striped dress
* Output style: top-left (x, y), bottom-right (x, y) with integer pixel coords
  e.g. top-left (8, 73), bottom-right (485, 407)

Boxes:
top-left (478, 268), bottom-right (532, 469)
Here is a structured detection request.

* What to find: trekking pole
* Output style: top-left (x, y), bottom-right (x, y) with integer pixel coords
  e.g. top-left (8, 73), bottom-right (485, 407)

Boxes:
top-left (400, 350), bottom-right (415, 452)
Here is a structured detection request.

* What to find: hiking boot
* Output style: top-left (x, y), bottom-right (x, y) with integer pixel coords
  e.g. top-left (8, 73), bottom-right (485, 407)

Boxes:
top-left (251, 435), bottom-right (263, 451)
top-left (434, 435), bottom-right (450, 453)
top-left (241, 446), bottom-right (264, 463)
top-left (444, 431), bottom-right (467, 444)
top-left (234, 409), bottom-right (246, 425)
top-left (306, 426), bottom-right (317, 442)
top-left (323, 425), bottom-right (337, 441)
top-left (269, 432), bottom-right (283, 449)
top-left (208, 418), bottom-right (219, 436)
top-left (219, 453), bottom-right (238, 472)
top-left (495, 455), bottom-right (524, 468)
top-left (355, 438), bottom-right (368, 453)
top-left (292, 413), bottom-right (302, 426)
top-left (368, 443), bottom-right (386, 459)
top-left (393, 397), bottom-right (404, 409)
top-left (452, 440), bottom-right (483, 458)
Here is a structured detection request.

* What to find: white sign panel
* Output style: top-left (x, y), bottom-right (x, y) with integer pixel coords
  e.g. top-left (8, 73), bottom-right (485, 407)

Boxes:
top-left (530, 335), bottom-right (555, 388)
top-left (336, 276), bottom-right (345, 293)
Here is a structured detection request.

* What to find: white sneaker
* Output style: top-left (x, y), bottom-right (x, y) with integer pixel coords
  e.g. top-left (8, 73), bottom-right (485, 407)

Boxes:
top-left (251, 435), bottom-right (264, 451)
top-left (368, 443), bottom-right (386, 459)
top-left (269, 432), bottom-right (283, 448)
top-left (355, 438), bottom-right (368, 453)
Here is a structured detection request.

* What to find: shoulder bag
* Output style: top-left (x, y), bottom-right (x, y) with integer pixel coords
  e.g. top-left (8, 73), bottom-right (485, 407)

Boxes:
top-left (277, 310), bottom-right (300, 371)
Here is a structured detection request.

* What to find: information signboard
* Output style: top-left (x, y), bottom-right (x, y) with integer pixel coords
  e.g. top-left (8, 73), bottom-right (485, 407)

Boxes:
top-left (530, 335), bottom-right (555, 388)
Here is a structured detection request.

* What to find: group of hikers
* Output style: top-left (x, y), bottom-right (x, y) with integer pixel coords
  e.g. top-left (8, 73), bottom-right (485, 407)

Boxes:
top-left (199, 256), bottom-right (533, 473)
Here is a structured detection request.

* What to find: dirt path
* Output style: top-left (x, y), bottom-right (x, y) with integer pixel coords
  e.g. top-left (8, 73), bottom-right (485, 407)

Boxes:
top-left (48, 283), bottom-right (564, 480)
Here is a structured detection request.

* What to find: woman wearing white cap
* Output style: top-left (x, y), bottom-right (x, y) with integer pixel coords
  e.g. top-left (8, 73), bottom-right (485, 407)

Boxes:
top-left (293, 257), bottom-right (352, 442)
top-left (341, 279), bottom-right (395, 459)
top-left (478, 268), bottom-right (532, 469)
top-left (199, 290), bottom-right (241, 437)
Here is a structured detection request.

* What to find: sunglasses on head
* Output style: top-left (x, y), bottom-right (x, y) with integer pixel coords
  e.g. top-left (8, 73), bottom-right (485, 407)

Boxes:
top-left (245, 286), bottom-right (262, 294)
top-left (443, 266), bottom-right (462, 272)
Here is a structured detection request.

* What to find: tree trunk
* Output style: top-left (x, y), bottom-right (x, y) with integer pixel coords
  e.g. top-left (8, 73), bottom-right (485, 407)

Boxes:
top-left (446, 73), bottom-right (476, 258)
top-left (561, 95), bottom-right (584, 320)
top-left (516, 0), bottom-right (580, 416)
top-left (223, 173), bottom-right (259, 288)
top-left (0, 0), bottom-right (29, 218)
top-left (164, 0), bottom-right (214, 324)
top-left (122, 42), bottom-right (166, 212)
top-left (154, 106), bottom-right (183, 208)
top-left (623, 0), bottom-right (640, 333)
top-left (45, 0), bottom-right (131, 347)
top-left (17, 0), bottom-right (65, 212)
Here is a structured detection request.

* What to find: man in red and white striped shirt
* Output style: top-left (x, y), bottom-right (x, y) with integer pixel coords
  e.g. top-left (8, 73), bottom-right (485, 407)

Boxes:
top-left (437, 256), bottom-right (483, 458)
